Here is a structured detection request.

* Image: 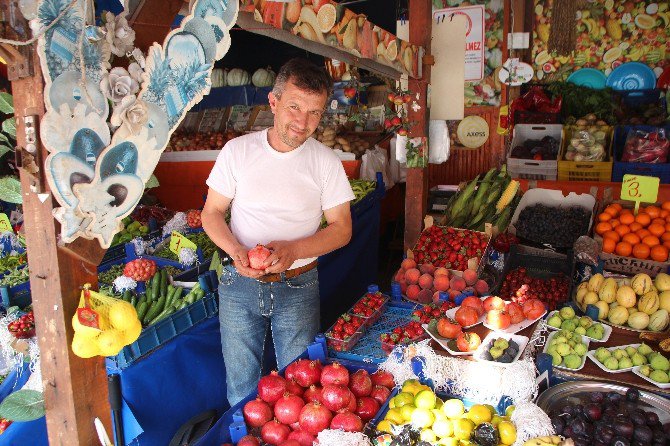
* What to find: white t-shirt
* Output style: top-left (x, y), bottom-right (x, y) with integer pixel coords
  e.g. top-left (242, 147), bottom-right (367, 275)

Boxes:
top-left (206, 129), bottom-right (355, 269)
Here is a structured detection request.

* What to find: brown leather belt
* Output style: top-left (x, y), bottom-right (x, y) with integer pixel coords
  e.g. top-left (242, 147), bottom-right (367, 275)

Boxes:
top-left (258, 260), bottom-right (318, 283)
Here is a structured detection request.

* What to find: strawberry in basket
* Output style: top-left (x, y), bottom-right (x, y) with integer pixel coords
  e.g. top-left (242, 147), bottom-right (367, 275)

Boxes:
top-left (8, 311), bottom-right (35, 339)
top-left (123, 259), bottom-right (157, 282)
top-left (186, 209), bottom-right (202, 228)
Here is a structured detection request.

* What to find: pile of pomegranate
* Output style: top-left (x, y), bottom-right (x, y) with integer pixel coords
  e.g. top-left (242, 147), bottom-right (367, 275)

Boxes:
top-left (499, 267), bottom-right (570, 311)
top-left (240, 360), bottom-right (395, 445)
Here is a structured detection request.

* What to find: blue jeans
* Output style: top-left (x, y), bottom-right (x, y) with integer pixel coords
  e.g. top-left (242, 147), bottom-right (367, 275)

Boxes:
top-left (218, 265), bottom-right (320, 405)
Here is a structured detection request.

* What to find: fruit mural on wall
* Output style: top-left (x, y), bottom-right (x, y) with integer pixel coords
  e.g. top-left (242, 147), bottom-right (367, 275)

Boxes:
top-left (240, 0), bottom-right (422, 78)
top-left (433, 0), bottom-right (504, 107)
top-left (532, 0), bottom-right (670, 81)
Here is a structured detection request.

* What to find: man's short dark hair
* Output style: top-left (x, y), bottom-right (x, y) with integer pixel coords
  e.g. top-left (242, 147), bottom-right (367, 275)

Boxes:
top-left (272, 58), bottom-right (332, 98)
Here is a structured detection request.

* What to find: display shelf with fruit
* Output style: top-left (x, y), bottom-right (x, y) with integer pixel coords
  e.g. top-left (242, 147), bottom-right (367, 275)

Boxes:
top-left (482, 297), bottom-right (547, 335)
top-left (474, 333), bottom-right (529, 366)
top-left (379, 321), bottom-right (429, 353)
top-left (587, 343), bottom-right (657, 374)
top-left (508, 124), bottom-right (563, 181)
top-left (349, 288), bottom-right (389, 328)
top-left (422, 323), bottom-right (479, 356)
top-left (633, 352), bottom-right (670, 389)
top-left (543, 330), bottom-right (591, 371)
top-left (595, 201), bottom-right (670, 275)
top-left (574, 272), bottom-right (670, 333)
top-left (372, 380), bottom-right (518, 446)
top-left (410, 301), bottom-right (455, 325)
top-left (612, 125), bottom-right (670, 184)
top-left (546, 307), bottom-right (612, 342)
top-left (492, 246), bottom-right (574, 311)
top-left (411, 224), bottom-right (492, 272)
top-left (445, 296), bottom-right (487, 329)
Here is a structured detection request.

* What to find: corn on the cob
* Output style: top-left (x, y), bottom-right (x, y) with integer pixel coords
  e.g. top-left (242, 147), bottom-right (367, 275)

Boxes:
top-left (495, 180), bottom-right (519, 214)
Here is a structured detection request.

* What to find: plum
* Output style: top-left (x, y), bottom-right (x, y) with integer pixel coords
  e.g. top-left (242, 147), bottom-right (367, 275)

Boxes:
top-left (590, 391), bottom-right (605, 404)
top-left (633, 425), bottom-right (653, 443)
top-left (615, 420), bottom-right (635, 439)
top-left (600, 426), bottom-right (615, 443)
top-left (646, 411), bottom-right (660, 426)
top-left (551, 416), bottom-right (565, 435)
top-left (584, 403), bottom-right (603, 421)
top-left (626, 388), bottom-right (640, 402)
top-left (611, 436), bottom-right (630, 446)
top-left (572, 418), bottom-right (587, 435)
top-left (630, 410), bottom-right (646, 426)
top-left (607, 392), bottom-right (623, 404)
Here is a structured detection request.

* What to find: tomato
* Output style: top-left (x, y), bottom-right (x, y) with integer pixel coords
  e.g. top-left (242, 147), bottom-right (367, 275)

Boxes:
top-left (485, 309), bottom-right (511, 330)
top-left (522, 299), bottom-right (546, 320)
top-left (456, 332), bottom-right (481, 352)
top-left (455, 306), bottom-right (479, 327)
top-left (460, 296), bottom-right (485, 317)
top-left (437, 317), bottom-right (462, 339)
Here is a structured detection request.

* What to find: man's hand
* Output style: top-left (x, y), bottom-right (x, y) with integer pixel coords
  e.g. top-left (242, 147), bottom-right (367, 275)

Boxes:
top-left (263, 240), bottom-right (299, 274)
top-left (230, 245), bottom-right (265, 278)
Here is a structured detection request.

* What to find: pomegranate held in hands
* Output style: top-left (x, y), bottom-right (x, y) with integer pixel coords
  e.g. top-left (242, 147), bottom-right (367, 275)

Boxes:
top-left (248, 244), bottom-right (272, 270)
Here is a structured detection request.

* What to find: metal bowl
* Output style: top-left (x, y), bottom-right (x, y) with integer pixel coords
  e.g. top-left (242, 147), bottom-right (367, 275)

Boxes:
top-left (537, 380), bottom-right (670, 425)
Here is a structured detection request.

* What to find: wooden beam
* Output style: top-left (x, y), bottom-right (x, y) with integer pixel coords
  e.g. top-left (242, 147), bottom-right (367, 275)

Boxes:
top-left (13, 48), bottom-right (112, 445)
top-left (404, 0), bottom-right (431, 250)
top-left (129, 0), bottom-right (183, 52)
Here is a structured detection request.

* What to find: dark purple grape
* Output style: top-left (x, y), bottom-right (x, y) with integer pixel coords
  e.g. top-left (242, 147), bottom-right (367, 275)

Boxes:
top-left (615, 420), bottom-right (635, 440)
top-left (611, 437), bottom-right (630, 446)
top-left (646, 411), bottom-right (660, 426)
top-left (590, 391), bottom-right (605, 404)
top-left (572, 419), bottom-right (587, 435)
top-left (585, 403), bottom-right (603, 421)
top-left (600, 426), bottom-right (615, 443)
top-left (607, 392), bottom-right (623, 404)
top-left (626, 388), bottom-right (640, 403)
top-left (630, 410), bottom-right (647, 426)
top-left (633, 425), bottom-right (653, 443)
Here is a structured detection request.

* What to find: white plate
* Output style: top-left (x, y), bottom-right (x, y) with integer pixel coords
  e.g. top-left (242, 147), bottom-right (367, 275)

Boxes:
top-left (483, 309), bottom-right (547, 335)
top-left (422, 324), bottom-right (473, 356)
top-left (545, 310), bottom-right (613, 342)
top-left (542, 331), bottom-right (590, 371)
top-left (632, 366), bottom-right (670, 389)
top-left (445, 296), bottom-right (486, 329)
top-left (586, 343), bottom-right (642, 374)
top-left (473, 332), bottom-right (529, 366)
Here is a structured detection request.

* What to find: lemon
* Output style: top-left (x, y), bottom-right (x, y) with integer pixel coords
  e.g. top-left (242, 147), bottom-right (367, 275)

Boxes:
top-left (411, 407), bottom-right (435, 429)
top-left (435, 398), bottom-right (444, 409)
top-left (467, 404), bottom-right (492, 425)
top-left (483, 404), bottom-right (497, 417)
top-left (498, 420), bottom-right (517, 445)
top-left (437, 438), bottom-right (458, 446)
top-left (415, 389), bottom-right (437, 409)
top-left (442, 398), bottom-right (465, 419)
top-left (376, 419), bottom-right (394, 434)
top-left (389, 398), bottom-right (396, 409)
top-left (385, 408), bottom-right (405, 425)
top-left (402, 379), bottom-right (422, 395)
top-left (432, 408), bottom-right (447, 421)
top-left (491, 414), bottom-right (503, 427)
top-left (453, 418), bottom-right (475, 440)
top-left (71, 332), bottom-right (100, 358)
top-left (394, 392), bottom-right (416, 408)
top-left (108, 301), bottom-right (139, 331)
top-left (97, 329), bottom-right (125, 357)
top-left (420, 428), bottom-right (437, 442)
top-left (432, 418), bottom-right (454, 438)
top-left (316, 3), bottom-right (337, 33)
top-left (122, 319), bottom-right (143, 345)
top-left (71, 313), bottom-right (102, 339)
top-left (400, 404), bottom-right (416, 422)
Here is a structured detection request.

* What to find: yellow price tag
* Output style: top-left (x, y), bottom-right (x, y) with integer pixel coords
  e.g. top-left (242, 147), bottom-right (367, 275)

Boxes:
top-left (169, 231), bottom-right (197, 255)
top-left (0, 213), bottom-right (13, 233)
top-left (621, 174), bottom-right (660, 214)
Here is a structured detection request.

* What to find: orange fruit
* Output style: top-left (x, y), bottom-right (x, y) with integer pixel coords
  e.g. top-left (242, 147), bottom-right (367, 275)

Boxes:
top-left (622, 233), bottom-right (641, 245)
top-left (610, 219), bottom-right (621, 228)
top-left (665, 223), bottom-right (670, 232)
top-left (635, 213), bottom-right (652, 226)
top-left (632, 243), bottom-right (650, 260)
top-left (662, 210), bottom-right (669, 218)
top-left (662, 232), bottom-right (670, 242)
top-left (604, 206), bottom-right (619, 217)
top-left (615, 225), bottom-right (631, 237)
top-left (603, 231), bottom-right (621, 242)
top-left (611, 203), bottom-right (623, 212)
top-left (653, 218), bottom-right (666, 226)
top-left (664, 240), bottom-right (670, 251)
top-left (595, 222), bottom-right (613, 235)
top-left (643, 235), bottom-right (660, 247)
top-left (649, 223), bottom-right (665, 237)
top-left (651, 245), bottom-right (669, 262)
top-left (615, 241), bottom-right (633, 257)
top-left (603, 238), bottom-right (616, 253)
top-left (598, 213), bottom-right (612, 222)
top-left (662, 201), bottom-right (670, 211)
top-left (645, 206), bottom-right (661, 218)
top-left (620, 213), bottom-right (635, 225)
top-left (629, 222), bottom-right (643, 232)
top-left (637, 229), bottom-right (651, 239)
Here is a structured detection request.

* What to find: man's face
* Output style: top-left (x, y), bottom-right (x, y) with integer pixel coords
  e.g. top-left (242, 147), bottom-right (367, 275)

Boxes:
top-left (268, 79), bottom-right (327, 148)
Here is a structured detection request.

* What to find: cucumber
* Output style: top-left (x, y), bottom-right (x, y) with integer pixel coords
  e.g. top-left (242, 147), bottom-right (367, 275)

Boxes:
top-left (144, 295), bottom-right (166, 324)
top-left (122, 290), bottom-right (132, 302)
top-left (160, 269), bottom-right (168, 298)
top-left (149, 304), bottom-right (176, 326)
top-left (130, 295), bottom-right (137, 307)
top-left (136, 302), bottom-right (149, 322)
top-left (170, 286), bottom-right (183, 306)
top-left (151, 273), bottom-right (160, 300)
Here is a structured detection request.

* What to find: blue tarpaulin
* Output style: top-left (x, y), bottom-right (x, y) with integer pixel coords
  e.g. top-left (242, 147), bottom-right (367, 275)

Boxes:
top-left (0, 364), bottom-right (48, 446)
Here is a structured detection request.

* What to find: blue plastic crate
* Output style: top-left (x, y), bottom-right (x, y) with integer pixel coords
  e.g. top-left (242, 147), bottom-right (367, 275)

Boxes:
top-left (329, 300), bottom-right (421, 364)
top-left (0, 280), bottom-right (30, 309)
top-left (351, 173), bottom-right (385, 222)
top-left (611, 124), bottom-right (670, 184)
top-left (108, 290), bottom-right (218, 370)
top-left (100, 229), bottom-right (163, 265)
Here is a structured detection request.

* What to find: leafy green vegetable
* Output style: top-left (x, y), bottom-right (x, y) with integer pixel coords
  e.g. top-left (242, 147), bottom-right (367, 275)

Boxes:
top-left (547, 82), bottom-right (616, 124)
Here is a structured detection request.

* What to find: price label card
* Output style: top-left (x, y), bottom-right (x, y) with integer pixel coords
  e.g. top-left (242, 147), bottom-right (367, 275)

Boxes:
top-left (169, 231), bottom-right (197, 255)
top-left (621, 174), bottom-right (660, 204)
top-left (0, 213), bottom-right (13, 233)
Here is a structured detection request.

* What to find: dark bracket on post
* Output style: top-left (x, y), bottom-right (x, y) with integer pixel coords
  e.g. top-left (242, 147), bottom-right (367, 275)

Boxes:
top-left (15, 115), bottom-right (44, 193)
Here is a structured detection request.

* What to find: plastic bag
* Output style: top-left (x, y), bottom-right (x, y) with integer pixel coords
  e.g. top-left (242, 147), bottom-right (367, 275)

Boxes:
top-left (428, 120), bottom-right (450, 164)
top-left (389, 136), bottom-right (407, 183)
top-left (510, 86), bottom-right (562, 125)
top-left (394, 133), bottom-right (408, 163)
top-left (360, 147), bottom-right (394, 189)
top-left (564, 128), bottom-right (607, 162)
top-left (622, 128), bottom-right (669, 163)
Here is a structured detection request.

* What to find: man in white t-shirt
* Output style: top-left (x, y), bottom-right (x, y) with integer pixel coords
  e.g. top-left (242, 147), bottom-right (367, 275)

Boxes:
top-left (202, 58), bottom-right (355, 405)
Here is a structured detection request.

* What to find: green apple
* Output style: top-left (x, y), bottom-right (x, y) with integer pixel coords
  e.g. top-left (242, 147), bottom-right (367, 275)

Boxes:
top-left (560, 306), bottom-right (576, 319)
top-left (547, 315), bottom-right (563, 328)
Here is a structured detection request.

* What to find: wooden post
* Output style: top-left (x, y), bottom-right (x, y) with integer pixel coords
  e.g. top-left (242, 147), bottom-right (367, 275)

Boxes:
top-left (12, 44), bottom-right (112, 446)
top-left (404, 0), bottom-right (432, 250)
